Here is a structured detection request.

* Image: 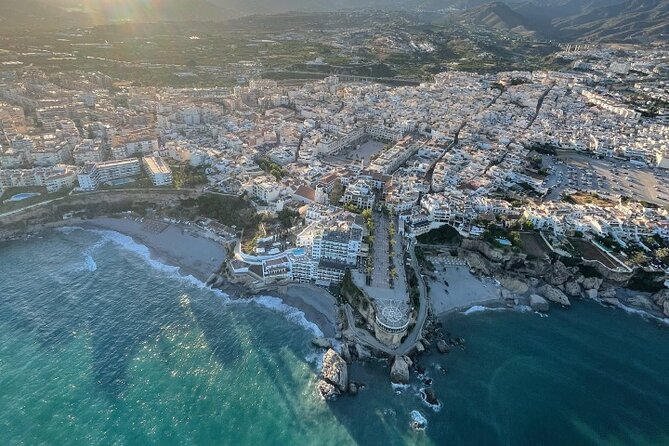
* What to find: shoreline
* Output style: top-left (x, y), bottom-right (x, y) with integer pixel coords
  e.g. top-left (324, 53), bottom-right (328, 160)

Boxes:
top-left (4, 215), bottom-right (340, 339)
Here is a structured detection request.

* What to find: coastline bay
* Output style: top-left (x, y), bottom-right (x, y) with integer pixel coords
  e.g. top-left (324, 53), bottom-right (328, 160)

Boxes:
top-left (1, 230), bottom-right (669, 445)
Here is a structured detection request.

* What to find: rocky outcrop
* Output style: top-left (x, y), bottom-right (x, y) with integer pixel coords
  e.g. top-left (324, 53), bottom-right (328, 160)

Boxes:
top-left (319, 349), bottom-right (348, 400)
top-left (564, 281), bottom-right (582, 298)
top-left (601, 297), bottom-right (621, 307)
top-left (627, 295), bottom-right (654, 311)
top-left (311, 337), bottom-right (331, 349)
top-left (461, 238), bottom-right (512, 263)
top-left (598, 285), bottom-right (617, 299)
top-left (498, 276), bottom-right (529, 295)
top-left (582, 260), bottom-right (635, 283)
top-left (529, 294), bottom-right (550, 312)
top-left (544, 260), bottom-right (571, 286)
top-left (539, 284), bottom-right (571, 306)
top-left (354, 343), bottom-right (372, 360)
top-left (436, 340), bottom-right (450, 354)
top-left (651, 289), bottom-right (669, 317)
top-left (390, 355), bottom-right (412, 384)
top-left (340, 343), bottom-right (352, 363)
top-left (317, 380), bottom-right (339, 400)
top-left (464, 251), bottom-right (492, 276)
top-left (422, 387), bottom-right (439, 406)
top-left (585, 289), bottom-right (598, 299)
top-left (582, 277), bottom-right (603, 290)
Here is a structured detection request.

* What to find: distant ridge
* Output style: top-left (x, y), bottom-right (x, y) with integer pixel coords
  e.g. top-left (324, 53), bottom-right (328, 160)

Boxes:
top-left (452, 0), bottom-right (669, 42)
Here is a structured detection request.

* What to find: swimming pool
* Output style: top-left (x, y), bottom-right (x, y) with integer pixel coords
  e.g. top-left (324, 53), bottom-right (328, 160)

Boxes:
top-left (7, 192), bottom-right (41, 202)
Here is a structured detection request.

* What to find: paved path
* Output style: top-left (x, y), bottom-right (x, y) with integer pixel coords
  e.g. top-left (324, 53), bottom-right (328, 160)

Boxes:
top-left (343, 238), bottom-right (430, 357)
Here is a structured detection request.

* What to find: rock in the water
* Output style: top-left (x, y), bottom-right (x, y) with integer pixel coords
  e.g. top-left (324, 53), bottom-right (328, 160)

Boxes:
top-left (311, 337), bottom-right (331, 349)
top-left (322, 348), bottom-right (348, 392)
top-left (436, 340), bottom-right (450, 354)
top-left (318, 379), bottom-right (339, 400)
top-left (651, 289), bottom-right (669, 308)
top-left (585, 289), bottom-right (598, 299)
top-left (601, 297), bottom-right (620, 307)
top-left (423, 387), bottom-right (439, 406)
top-left (415, 341), bottom-right (425, 354)
top-left (348, 383), bottom-right (358, 395)
top-left (627, 295), bottom-right (654, 311)
top-left (582, 277), bottom-right (603, 290)
top-left (539, 284), bottom-right (571, 306)
top-left (410, 410), bottom-right (428, 431)
top-left (544, 260), bottom-right (571, 286)
top-left (599, 285), bottom-right (617, 299)
top-left (529, 294), bottom-right (550, 312)
top-left (664, 301), bottom-right (669, 318)
top-left (390, 356), bottom-right (411, 384)
top-left (498, 276), bottom-right (529, 295)
top-left (340, 343), bottom-right (352, 363)
top-left (355, 343), bottom-right (372, 360)
top-left (564, 281), bottom-right (582, 298)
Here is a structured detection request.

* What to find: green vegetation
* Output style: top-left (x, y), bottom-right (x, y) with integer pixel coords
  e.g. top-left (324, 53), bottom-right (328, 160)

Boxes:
top-left (416, 224), bottom-right (462, 245)
top-left (329, 179), bottom-right (344, 205)
top-left (179, 194), bottom-right (259, 232)
top-left (171, 165), bottom-right (208, 189)
top-left (255, 158), bottom-right (286, 180)
top-left (341, 269), bottom-right (371, 312)
top-left (277, 208), bottom-right (299, 229)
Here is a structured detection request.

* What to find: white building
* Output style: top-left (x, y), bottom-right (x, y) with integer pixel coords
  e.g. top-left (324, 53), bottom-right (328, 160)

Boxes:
top-left (142, 156), bottom-right (173, 186)
top-left (77, 159), bottom-right (141, 190)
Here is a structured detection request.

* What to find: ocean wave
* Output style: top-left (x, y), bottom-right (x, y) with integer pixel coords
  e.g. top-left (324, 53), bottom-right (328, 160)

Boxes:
top-left (55, 226), bottom-right (85, 234)
top-left (594, 297), bottom-right (669, 327)
top-left (237, 295), bottom-right (324, 338)
top-left (462, 304), bottom-right (533, 316)
top-left (68, 227), bottom-right (326, 338)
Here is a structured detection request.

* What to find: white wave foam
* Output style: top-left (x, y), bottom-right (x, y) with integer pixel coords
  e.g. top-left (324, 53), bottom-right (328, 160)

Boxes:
top-left (68, 227), bottom-right (327, 337)
top-left (83, 254), bottom-right (97, 272)
top-left (409, 410), bottom-right (428, 431)
top-left (239, 295), bottom-right (324, 338)
top-left (595, 297), bottom-right (669, 327)
top-left (462, 304), bottom-right (533, 316)
top-left (55, 226), bottom-right (85, 234)
top-left (418, 388), bottom-right (443, 412)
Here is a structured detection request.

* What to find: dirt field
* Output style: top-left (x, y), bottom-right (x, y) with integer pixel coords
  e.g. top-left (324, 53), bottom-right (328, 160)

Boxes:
top-left (519, 231), bottom-right (551, 258)
top-left (569, 238), bottom-right (618, 269)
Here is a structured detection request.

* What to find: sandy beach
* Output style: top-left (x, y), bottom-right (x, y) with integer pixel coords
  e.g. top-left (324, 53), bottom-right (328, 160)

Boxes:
top-left (274, 284), bottom-right (339, 338)
top-left (80, 216), bottom-right (228, 282)
top-left (427, 264), bottom-right (502, 315)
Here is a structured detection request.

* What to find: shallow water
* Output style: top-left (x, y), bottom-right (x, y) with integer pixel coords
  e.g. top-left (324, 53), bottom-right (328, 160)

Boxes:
top-left (1, 229), bottom-right (668, 445)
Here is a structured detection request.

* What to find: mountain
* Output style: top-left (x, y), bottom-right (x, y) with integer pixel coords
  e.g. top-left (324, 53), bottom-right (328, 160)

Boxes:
top-left (452, 0), bottom-right (669, 41)
top-left (454, 2), bottom-right (541, 33)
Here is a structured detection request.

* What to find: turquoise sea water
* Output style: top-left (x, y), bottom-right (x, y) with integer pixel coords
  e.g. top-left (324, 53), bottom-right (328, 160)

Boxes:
top-left (1, 228), bottom-right (668, 445)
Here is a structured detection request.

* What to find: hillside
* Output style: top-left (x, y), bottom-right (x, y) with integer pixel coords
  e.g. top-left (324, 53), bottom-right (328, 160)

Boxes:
top-left (453, 0), bottom-right (669, 41)
top-left (455, 2), bottom-right (541, 33)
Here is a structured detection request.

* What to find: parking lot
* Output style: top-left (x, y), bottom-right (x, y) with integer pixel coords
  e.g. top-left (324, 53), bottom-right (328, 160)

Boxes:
top-left (543, 151), bottom-right (669, 207)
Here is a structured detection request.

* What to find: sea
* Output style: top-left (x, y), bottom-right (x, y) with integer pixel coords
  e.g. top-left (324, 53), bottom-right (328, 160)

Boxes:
top-left (1, 227), bottom-right (669, 445)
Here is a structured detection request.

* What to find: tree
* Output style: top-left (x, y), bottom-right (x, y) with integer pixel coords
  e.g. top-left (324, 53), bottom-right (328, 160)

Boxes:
top-left (656, 247), bottom-right (669, 264)
top-left (630, 251), bottom-right (649, 265)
